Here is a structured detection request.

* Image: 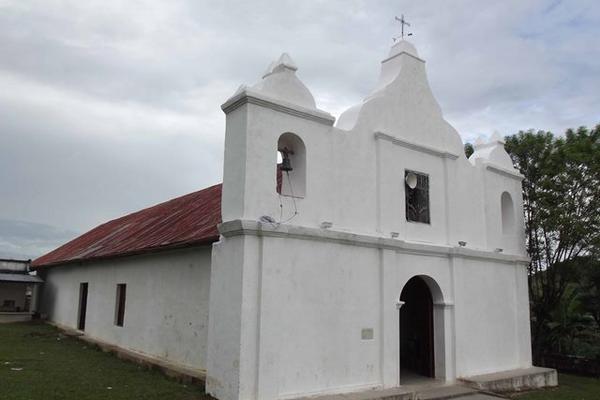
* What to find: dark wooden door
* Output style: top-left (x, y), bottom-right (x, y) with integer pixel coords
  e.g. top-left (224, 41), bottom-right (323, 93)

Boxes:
top-left (400, 277), bottom-right (435, 378)
top-left (78, 283), bottom-right (88, 331)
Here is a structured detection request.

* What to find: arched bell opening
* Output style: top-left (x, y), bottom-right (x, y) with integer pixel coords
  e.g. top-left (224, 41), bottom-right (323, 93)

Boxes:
top-left (276, 133), bottom-right (306, 198)
top-left (501, 191), bottom-right (515, 234)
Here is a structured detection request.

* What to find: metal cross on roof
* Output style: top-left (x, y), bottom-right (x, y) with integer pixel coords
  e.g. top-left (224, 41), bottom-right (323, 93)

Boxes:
top-left (394, 14), bottom-right (412, 41)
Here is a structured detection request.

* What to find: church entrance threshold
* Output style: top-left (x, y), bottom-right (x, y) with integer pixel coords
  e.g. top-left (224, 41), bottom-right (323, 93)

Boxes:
top-left (400, 368), bottom-right (436, 385)
top-left (399, 276), bottom-right (435, 380)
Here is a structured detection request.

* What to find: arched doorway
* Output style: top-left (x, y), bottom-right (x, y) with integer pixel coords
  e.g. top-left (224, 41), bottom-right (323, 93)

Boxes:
top-left (399, 276), bottom-right (435, 378)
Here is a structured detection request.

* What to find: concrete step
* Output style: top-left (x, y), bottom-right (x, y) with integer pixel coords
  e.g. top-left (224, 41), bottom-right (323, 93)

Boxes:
top-left (290, 384), bottom-right (489, 400)
top-left (415, 385), bottom-right (478, 399)
top-left (445, 396), bottom-right (506, 400)
top-left (460, 366), bottom-right (557, 393)
top-left (290, 387), bottom-right (414, 400)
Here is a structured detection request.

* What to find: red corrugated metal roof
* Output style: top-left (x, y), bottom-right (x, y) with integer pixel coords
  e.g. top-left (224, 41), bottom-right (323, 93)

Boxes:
top-left (32, 184), bottom-right (222, 269)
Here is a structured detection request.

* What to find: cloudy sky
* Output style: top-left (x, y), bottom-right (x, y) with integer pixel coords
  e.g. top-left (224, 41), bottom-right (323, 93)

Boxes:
top-left (1, 0), bottom-right (599, 258)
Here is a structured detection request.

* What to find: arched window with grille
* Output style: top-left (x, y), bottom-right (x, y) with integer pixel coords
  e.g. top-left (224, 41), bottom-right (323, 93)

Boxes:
top-left (405, 170), bottom-right (430, 224)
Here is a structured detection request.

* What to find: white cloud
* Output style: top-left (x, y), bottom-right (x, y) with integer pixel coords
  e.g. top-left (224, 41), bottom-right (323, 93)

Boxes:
top-left (0, 0), bottom-right (598, 247)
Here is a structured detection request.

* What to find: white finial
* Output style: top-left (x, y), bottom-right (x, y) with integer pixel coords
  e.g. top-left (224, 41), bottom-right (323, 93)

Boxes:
top-left (277, 53), bottom-right (298, 71)
top-left (475, 135), bottom-right (486, 147)
top-left (469, 131), bottom-right (515, 170)
top-left (250, 52), bottom-right (317, 109)
top-left (262, 61), bottom-right (276, 78)
top-left (264, 53), bottom-right (298, 78)
top-left (490, 131), bottom-right (505, 144)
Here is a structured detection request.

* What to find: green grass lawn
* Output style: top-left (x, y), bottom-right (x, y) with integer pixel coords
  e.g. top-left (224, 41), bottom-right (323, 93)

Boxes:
top-left (0, 322), bottom-right (211, 400)
top-left (511, 373), bottom-right (600, 400)
top-left (3, 322), bottom-right (600, 400)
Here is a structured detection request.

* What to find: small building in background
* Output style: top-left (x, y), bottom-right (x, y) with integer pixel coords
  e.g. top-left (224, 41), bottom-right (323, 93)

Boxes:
top-left (0, 259), bottom-right (43, 323)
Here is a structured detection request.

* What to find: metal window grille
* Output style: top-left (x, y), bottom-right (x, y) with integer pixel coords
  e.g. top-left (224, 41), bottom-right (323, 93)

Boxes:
top-left (405, 171), bottom-right (430, 224)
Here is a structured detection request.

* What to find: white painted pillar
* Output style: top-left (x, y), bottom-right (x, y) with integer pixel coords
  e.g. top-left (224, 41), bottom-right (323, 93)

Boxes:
top-left (395, 299), bottom-right (406, 386)
top-left (380, 249), bottom-right (399, 388)
top-left (255, 236), bottom-right (281, 400)
top-left (515, 263), bottom-right (533, 368)
top-left (207, 235), bottom-right (263, 400)
top-left (433, 302), bottom-right (456, 381)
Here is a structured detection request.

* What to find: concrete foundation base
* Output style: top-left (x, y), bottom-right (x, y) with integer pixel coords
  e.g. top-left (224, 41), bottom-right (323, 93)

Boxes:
top-left (460, 367), bottom-right (558, 393)
top-left (289, 382), bottom-right (480, 400)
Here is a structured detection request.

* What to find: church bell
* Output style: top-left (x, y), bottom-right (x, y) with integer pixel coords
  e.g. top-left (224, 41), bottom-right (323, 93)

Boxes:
top-left (280, 150), bottom-right (293, 172)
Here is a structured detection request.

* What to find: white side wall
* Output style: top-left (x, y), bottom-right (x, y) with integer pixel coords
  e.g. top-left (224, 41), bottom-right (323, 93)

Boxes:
top-left (39, 246), bottom-right (212, 371)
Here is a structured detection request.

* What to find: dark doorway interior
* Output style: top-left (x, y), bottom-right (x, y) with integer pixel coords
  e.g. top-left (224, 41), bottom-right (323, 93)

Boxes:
top-left (78, 282), bottom-right (88, 331)
top-left (399, 276), bottom-right (435, 378)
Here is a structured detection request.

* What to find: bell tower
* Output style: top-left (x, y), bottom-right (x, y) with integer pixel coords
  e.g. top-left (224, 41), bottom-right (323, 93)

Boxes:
top-left (219, 53), bottom-right (335, 224)
top-left (208, 54), bottom-right (334, 400)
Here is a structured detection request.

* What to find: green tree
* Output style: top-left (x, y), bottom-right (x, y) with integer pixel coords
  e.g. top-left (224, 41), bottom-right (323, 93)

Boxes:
top-left (578, 257), bottom-right (600, 331)
top-left (546, 284), bottom-right (587, 355)
top-left (505, 125), bottom-right (600, 358)
top-left (464, 142), bottom-right (474, 158)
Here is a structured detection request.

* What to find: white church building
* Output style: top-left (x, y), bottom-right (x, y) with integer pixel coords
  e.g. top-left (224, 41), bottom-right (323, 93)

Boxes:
top-left (34, 39), bottom-right (556, 400)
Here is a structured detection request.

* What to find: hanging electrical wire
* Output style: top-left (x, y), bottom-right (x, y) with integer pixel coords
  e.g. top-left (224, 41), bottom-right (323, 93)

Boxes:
top-left (266, 149), bottom-right (299, 227)
top-left (278, 170), bottom-right (298, 224)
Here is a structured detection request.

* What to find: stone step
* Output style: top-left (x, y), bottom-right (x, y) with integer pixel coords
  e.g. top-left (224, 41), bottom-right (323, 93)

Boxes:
top-left (290, 387), bottom-right (414, 400)
top-left (444, 396), bottom-right (506, 400)
top-left (416, 385), bottom-right (479, 399)
top-left (460, 366), bottom-right (558, 393)
top-left (290, 384), bottom-right (488, 400)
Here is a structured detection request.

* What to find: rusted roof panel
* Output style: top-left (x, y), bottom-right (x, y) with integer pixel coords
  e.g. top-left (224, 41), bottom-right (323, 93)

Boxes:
top-left (32, 184), bottom-right (222, 269)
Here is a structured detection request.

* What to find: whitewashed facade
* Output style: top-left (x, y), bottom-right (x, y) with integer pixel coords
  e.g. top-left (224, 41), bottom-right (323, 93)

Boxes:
top-left (207, 40), bottom-right (532, 400)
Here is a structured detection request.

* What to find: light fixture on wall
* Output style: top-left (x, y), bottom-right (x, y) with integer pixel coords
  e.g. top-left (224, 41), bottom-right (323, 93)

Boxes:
top-left (259, 215), bottom-right (276, 224)
top-left (458, 241), bottom-right (467, 247)
top-left (390, 232), bottom-right (399, 238)
top-left (495, 248), bottom-right (504, 253)
top-left (405, 172), bottom-right (418, 189)
top-left (320, 221), bottom-right (333, 229)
